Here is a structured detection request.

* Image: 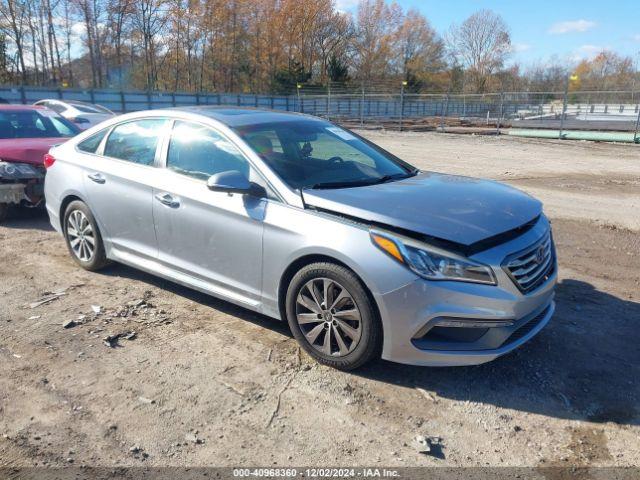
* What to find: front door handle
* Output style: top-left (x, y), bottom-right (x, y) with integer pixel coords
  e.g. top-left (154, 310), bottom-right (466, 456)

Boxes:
top-left (155, 192), bottom-right (180, 208)
top-left (87, 172), bottom-right (106, 184)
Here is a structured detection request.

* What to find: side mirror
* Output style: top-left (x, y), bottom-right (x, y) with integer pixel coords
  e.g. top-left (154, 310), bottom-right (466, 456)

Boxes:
top-left (206, 170), bottom-right (265, 197)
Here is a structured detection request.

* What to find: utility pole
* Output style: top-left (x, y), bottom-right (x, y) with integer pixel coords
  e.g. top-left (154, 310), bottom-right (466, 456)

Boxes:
top-left (559, 74), bottom-right (570, 140)
top-left (496, 92), bottom-right (504, 135)
top-left (631, 51), bottom-right (639, 104)
top-left (360, 85), bottom-right (365, 127)
top-left (440, 93), bottom-right (449, 131)
top-left (559, 73), bottom-right (580, 139)
top-left (399, 80), bottom-right (407, 131)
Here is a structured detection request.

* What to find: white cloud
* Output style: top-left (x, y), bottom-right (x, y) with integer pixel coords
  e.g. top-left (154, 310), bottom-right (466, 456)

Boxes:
top-left (548, 19), bottom-right (596, 35)
top-left (631, 34), bottom-right (640, 42)
top-left (570, 44), bottom-right (604, 62)
top-left (71, 22), bottom-right (87, 36)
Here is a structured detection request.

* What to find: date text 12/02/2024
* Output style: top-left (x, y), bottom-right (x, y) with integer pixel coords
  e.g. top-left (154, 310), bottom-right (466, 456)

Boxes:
top-left (232, 468), bottom-right (401, 478)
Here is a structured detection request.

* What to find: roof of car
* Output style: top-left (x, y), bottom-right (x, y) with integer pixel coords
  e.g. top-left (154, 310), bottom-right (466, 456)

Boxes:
top-left (174, 106), bottom-right (323, 127)
top-left (0, 104), bottom-right (48, 112)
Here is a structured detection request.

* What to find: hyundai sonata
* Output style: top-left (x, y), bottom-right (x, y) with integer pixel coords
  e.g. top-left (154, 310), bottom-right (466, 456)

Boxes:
top-left (44, 107), bottom-right (556, 370)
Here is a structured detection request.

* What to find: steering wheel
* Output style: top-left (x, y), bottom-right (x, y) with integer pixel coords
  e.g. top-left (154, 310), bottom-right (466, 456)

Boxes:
top-left (327, 156), bottom-right (345, 165)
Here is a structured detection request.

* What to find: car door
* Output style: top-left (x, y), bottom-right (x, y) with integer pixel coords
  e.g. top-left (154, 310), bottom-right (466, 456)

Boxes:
top-left (81, 118), bottom-right (169, 261)
top-left (151, 120), bottom-right (268, 305)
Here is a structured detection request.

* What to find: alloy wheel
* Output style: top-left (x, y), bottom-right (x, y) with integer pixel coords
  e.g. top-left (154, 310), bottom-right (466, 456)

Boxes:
top-left (67, 210), bottom-right (95, 262)
top-left (295, 277), bottom-right (362, 357)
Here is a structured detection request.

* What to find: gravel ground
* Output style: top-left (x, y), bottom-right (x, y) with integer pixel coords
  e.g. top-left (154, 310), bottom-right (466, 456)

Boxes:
top-left (0, 132), bottom-right (638, 471)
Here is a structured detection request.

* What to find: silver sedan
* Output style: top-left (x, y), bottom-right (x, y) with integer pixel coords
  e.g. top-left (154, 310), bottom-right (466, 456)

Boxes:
top-left (44, 107), bottom-right (556, 370)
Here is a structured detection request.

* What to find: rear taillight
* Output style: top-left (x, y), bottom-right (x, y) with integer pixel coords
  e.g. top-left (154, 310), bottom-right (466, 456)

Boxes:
top-left (43, 153), bottom-right (56, 169)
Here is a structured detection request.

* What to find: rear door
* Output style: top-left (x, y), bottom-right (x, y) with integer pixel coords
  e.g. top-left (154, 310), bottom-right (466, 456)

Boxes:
top-left (81, 118), bottom-right (169, 261)
top-left (151, 120), bottom-right (268, 305)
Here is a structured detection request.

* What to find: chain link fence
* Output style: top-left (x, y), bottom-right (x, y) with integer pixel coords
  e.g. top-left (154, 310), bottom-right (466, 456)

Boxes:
top-left (1, 84), bottom-right (639, 142)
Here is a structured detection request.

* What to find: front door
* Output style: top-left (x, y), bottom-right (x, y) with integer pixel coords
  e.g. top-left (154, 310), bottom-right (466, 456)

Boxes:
top-left (152, 120), bottom-right (266, 305)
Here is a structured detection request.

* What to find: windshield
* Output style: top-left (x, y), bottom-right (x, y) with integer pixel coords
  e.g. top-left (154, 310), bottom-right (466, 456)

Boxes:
top-left (234, 120), bottom-right (416, 189)
top-left (69, 102), bottom-right (112, 114)
top-left (0, 110), bottom-right (79, 139)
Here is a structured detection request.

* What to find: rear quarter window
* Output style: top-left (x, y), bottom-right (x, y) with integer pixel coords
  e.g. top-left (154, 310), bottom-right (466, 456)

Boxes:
top-left (77, 129), bottom-right (108, 154)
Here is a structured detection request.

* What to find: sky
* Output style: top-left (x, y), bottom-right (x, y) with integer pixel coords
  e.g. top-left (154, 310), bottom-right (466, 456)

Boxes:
top-left (337, 0), bottom-right (640, 67)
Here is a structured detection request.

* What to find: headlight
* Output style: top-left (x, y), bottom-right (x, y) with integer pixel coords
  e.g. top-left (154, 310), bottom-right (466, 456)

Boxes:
top-left (0, 161), bottom-right (39, 178)
top-left (0, 161), bottom-right (17, 176)
top-left (370, 231), bottom-right (496, 285)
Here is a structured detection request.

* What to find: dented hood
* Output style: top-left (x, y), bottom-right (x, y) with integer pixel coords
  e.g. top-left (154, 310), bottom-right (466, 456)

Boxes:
top-left (0, 138), bottom-right (64, 165)
top-left (302, 172), bottom-right (542, 246)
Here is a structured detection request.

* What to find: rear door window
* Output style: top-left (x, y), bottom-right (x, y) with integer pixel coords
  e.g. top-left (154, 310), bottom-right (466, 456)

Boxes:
top-left (104, 119), bottom-right (168, 166)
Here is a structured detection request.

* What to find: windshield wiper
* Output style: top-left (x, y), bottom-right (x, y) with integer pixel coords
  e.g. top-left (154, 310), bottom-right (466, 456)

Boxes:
top-left (309, 179), bottom-right (376, 189)
top-left (368, 171), bottom-right (417, 185)
top-left (309, 171), bottom-right (417, 190)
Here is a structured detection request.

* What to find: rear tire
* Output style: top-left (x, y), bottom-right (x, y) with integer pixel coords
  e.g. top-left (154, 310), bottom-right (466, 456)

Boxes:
top-left (63, 200), bottom-right (109, 271)
top-left (285, 262), bottom-right (382, 370)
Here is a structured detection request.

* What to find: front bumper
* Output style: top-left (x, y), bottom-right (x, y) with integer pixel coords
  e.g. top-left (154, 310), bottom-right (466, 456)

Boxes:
top-left (0, 162), bottom-right (45, 206)
top-left (0, 183), bottom-right (27, 204)
top-left (374, 219), bottom-right (557, 367)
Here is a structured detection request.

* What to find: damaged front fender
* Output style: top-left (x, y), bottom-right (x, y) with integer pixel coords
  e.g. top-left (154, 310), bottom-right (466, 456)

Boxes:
top-left (0, 161), bottom-right (46, 207)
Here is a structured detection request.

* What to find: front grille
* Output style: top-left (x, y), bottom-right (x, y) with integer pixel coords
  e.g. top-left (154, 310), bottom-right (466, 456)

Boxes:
top-left (503, 231), bottom-right (555, 293)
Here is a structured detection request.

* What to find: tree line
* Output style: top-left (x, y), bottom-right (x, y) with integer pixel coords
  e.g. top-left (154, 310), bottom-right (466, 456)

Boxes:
top-left (1, 0), bottom-right (638, 94)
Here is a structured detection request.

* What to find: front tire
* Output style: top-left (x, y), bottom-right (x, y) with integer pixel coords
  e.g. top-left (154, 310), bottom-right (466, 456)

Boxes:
top-left (285, 262), bottom-right (382, 370)
top-left (63, 200), bottom-right (108, 271)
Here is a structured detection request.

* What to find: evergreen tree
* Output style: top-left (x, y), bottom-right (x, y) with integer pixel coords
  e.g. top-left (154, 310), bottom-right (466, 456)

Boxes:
top-left (273, 60), bottom-right (311, 94)
top-left (328, 54), bottom-right (349, 83)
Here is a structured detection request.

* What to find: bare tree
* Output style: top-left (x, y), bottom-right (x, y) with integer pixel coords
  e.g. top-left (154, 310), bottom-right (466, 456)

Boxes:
top-left (132, 0), bottom-right (168, 90)
top-left (351, 0), bottom-right (402, 87)
top-left (61, 0), bottom-right (75, 85)
top-left (45, 0), bottom-right (63, 83)
top-left (394, 8), bottom-right (444, 90)
top-left (314, 10), bottom-right (352, 84)
top-left (72, 0), bottom-right (105, 87)
top-left (525, 57), bottom-right (568, 92)
top-left (7, 0), bottom-right (638, 96)
top-left (447, 9), bottom-right (511, 93)
top-left (25, 0), bottom-right (40, 83)
top-left (0, 0), bottom-right (29, 83)
top-left (105, 0), bottom-right (133, 87)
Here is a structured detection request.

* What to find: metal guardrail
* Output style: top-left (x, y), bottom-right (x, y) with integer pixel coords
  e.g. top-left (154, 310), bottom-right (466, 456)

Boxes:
top-left (1, 85), bottom-right (639, 140)
top-left (0, 86), bottom-right (297, 113)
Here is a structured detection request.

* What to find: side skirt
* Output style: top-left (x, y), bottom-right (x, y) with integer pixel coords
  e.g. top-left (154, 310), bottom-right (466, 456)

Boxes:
top-left (109, 248), bottom-right (265, 313)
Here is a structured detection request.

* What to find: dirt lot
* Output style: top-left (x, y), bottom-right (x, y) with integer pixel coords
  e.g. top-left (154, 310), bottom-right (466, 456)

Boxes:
top-left (1, 132), bottom-right (639, 471)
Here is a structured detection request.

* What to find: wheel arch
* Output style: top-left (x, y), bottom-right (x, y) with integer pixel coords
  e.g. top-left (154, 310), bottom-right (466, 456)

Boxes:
top-left (59, 193), bottom-right (108, 242)
top-left (277, 253), bottom-right (383, 329)
top-left (59, 194), bottom-right (86, 227)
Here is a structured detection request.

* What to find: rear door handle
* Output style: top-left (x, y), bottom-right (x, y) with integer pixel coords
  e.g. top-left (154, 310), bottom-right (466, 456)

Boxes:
top-left (154, 192), bottom-right (180, 208)
top-left (87, 172), bottom-right (106, 184)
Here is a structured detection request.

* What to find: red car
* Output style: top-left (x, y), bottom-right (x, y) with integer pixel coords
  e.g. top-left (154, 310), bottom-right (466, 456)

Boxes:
top-left (0, 105), bottom-right (80, 222)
